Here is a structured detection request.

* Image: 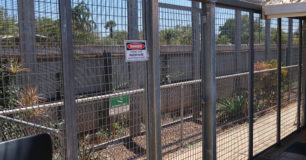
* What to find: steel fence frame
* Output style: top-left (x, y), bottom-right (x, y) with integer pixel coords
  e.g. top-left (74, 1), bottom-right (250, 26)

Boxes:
top-left (0, 0), bottom-right (305, 160)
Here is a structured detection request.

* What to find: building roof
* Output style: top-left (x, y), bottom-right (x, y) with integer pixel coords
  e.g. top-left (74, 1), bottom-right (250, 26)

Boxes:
top-left (0, 34), bottom-right (53, 41)
top-left (263, 0), bottom-right (306, 19)
top-left (266, 0), bottom-right (306, 5)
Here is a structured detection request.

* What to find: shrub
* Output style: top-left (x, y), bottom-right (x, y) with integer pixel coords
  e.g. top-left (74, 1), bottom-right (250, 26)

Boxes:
top-left (217, 93), bottom-right (248, 124)
top-left (254, 60), bottom-right (288, 111)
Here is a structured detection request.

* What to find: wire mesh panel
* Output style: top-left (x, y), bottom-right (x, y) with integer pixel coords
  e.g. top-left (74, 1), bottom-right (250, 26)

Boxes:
top-left (158, 1), bottom-right (202, 159)
top-left (69, 0), bottom-right (148, 159)
top-left (1, 0), bottom-right (306, 159)
top-left (300, 20), bottom-right (305, 128)
top-left (0, 0), bottom-right (65, 159)
top-left (215, 8), bottom-right (249, 160)
top-left (302, 19), bottom-right (306, 128)
top-left (280, 18), bottom-right (299, 139)
top-left (252, 16), bottom-right (278, 156)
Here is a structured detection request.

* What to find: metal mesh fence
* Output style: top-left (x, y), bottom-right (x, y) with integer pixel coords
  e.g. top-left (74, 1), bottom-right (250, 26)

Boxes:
top-left (252, 16), bottom-right (278, 156)
top-left (0, 1), bottom-right (305, 160)
top-left (158, 1), bottom-right (202, 159)
top-left (0, 0), bottom-right (65, 158)
top-left (280, 18), bottom-right (299, 140)
top-left (215, 9), bottom-right (250, 160)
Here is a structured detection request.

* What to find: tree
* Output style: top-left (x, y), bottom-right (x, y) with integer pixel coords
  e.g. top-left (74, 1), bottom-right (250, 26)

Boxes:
top-left (0, 7), bottom-right (18, 45)
top-left (218, 18), bottom-right (235, 44)
top-left (0, 7), bottom-right (18, 36)
top-left (161, 29), bottom-right (177, 45)
top-left (217, 35), bottom-right (231, 45)
top-left (36, 18), bottom-right (60, 41)
top-left (72, 1), bottom-right (97, 43)
top-left (217, 14), bottom-right (264, 45)
top-left (270, 28), bottom-right (288, 44)
top-left (105, 20), bottom-right (116, 38)
top-left (112, 31), bottom-right (127, 44)
top-left (174, 25), bottom-right (192, 45)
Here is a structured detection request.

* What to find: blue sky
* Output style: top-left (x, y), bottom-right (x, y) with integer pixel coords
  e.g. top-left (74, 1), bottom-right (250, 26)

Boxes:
top-left (2, 0), bottom-right (295, 37)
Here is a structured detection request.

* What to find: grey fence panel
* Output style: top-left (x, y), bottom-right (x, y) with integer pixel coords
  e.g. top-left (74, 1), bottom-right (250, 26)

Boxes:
top-left (1, 1), bottom-right (305, 160)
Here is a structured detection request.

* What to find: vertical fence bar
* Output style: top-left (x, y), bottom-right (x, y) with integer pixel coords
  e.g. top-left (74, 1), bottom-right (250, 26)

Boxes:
top-left (201, 4), bottom-right (206, 160)
top-left (297, 19), bottom-right (302, 130)
top-left (59, 0), bottom-right (78, 159)
top-left (248, 11), bottom-right (254, 160)
top-left (235, 9), bottom-right (241, 74)
top-left (192, 1), bottom-right (201, 120)
top-left (277, 18), bottom-right (282, 144)
top-left (180, 85), bottom-right (184, 147)
top-left (143, 0), bottom-right (162, 159)
top-left (17, 0), bottom-right (36, 86)
top-left (102, 52), bottom-right (112, 132)
top-left (128, 0), bottom-right (142, 137)
top-left (202, 1), bottom-right (217, 160)
top-left (287, 19), bottom-right (293, 66)
top-left (303, 19), bottom-right (306, 127)
top-left (287, 19), bottom-right (293, 101)
top-left (234, 9), bottom-right (242, 93)
top-left (265, 20), bottom-right (271, 61)
top-left (192, 2), bottom-right (200, 79)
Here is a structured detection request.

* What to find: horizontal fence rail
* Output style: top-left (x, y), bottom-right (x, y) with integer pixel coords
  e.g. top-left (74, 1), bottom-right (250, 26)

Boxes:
top-left (0, 64), bottom-right (298, 118)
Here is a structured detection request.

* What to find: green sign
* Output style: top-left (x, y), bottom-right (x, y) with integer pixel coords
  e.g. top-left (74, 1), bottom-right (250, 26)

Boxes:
top-left (110, 94), bottom-right (130, 109)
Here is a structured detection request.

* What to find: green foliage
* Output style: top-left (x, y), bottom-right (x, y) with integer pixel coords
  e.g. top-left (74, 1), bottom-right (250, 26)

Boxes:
top-left (0, 7), bottom-right (19, 46)
top-left (0, 58), bottom-right (27, 142)
top-left (159, 25), bottom-right (192, 45)
top-left (176, 25), bottom-right (192, 45)
top-left (217, 14), bottom-right (265, 45)
top-left (72, 1), bottom-right (96, 32)
top-left (36, 18), bottom-right (60, 42)
top-left (270, 28), bottom-right (288, 44)
top-left (71, 1), bottom-right (97, 44)
top-left (217, 93), bottom-right (248, 124)
top-left (216, 35), bottom-right (232, 45)
top-left (0, 7), bottom-right (18, 35)
top-left (218, 18), bottom-right (235, 45)
top-left (78, 135), bottom-right (99, 160)
top-left (254, 60), bottom-right (288, 111)
top-left (0, 58), bottom-right (24, 109)
top-left (105, 20), bottom-right (116, 38)
top-left (161, 29), bottom-right (177, 45)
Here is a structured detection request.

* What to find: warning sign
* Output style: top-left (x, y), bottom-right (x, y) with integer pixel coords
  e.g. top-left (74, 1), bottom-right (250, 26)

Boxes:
top-left (124, 40), bottom-right (148, 62)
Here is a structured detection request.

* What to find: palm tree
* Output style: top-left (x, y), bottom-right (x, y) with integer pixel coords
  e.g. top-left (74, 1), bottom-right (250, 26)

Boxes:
top-left (72, 1), bottom-right (96, 33)
top-left (71, 1), bottom-right (96, 43)
top-left (162, 29), bottom-right (176, 45)
top-left (105, 20), bottom-right (116, 38)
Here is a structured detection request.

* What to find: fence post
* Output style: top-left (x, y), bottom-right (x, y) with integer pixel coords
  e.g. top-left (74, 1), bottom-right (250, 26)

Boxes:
top-left (127, 0), bottom-right (143, 137)
top-left (277, 18), bottom-right (282, 144)
top-left (17, 0), bottom-right (36, 86)
top-left (235, 9), bottom-right (241, 74)
top-left (248, 11), bottom-right (255, 160)
top-left (201, 1), bottom-right (217, 160)
top-left (102, 51), bottom-right (112, 132)
top-left (297, 19), bottom-right (302, 130)
top-left (302, 19), bottom-right (306, 127)
top-left (143, 0), bottom-right (162, 159)
top-left (234, 9), bottom-right (242, 93)
top-left (192, 1), bottom-right (201, 121)
top-left (180, 85), bottom-right (184, 147)
top-left (287, 19), bottom-right (293, 66)
top-left (59, 0), bottom-right (78, 159)
top-left (287, 18), bottom-right (293, 102)
top-left (265, 20), bottom-right (271, 61)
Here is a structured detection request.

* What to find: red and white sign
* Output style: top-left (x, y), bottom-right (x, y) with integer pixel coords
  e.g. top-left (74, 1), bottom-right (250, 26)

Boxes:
top-left (124, 40), bottom-right (148, 62)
